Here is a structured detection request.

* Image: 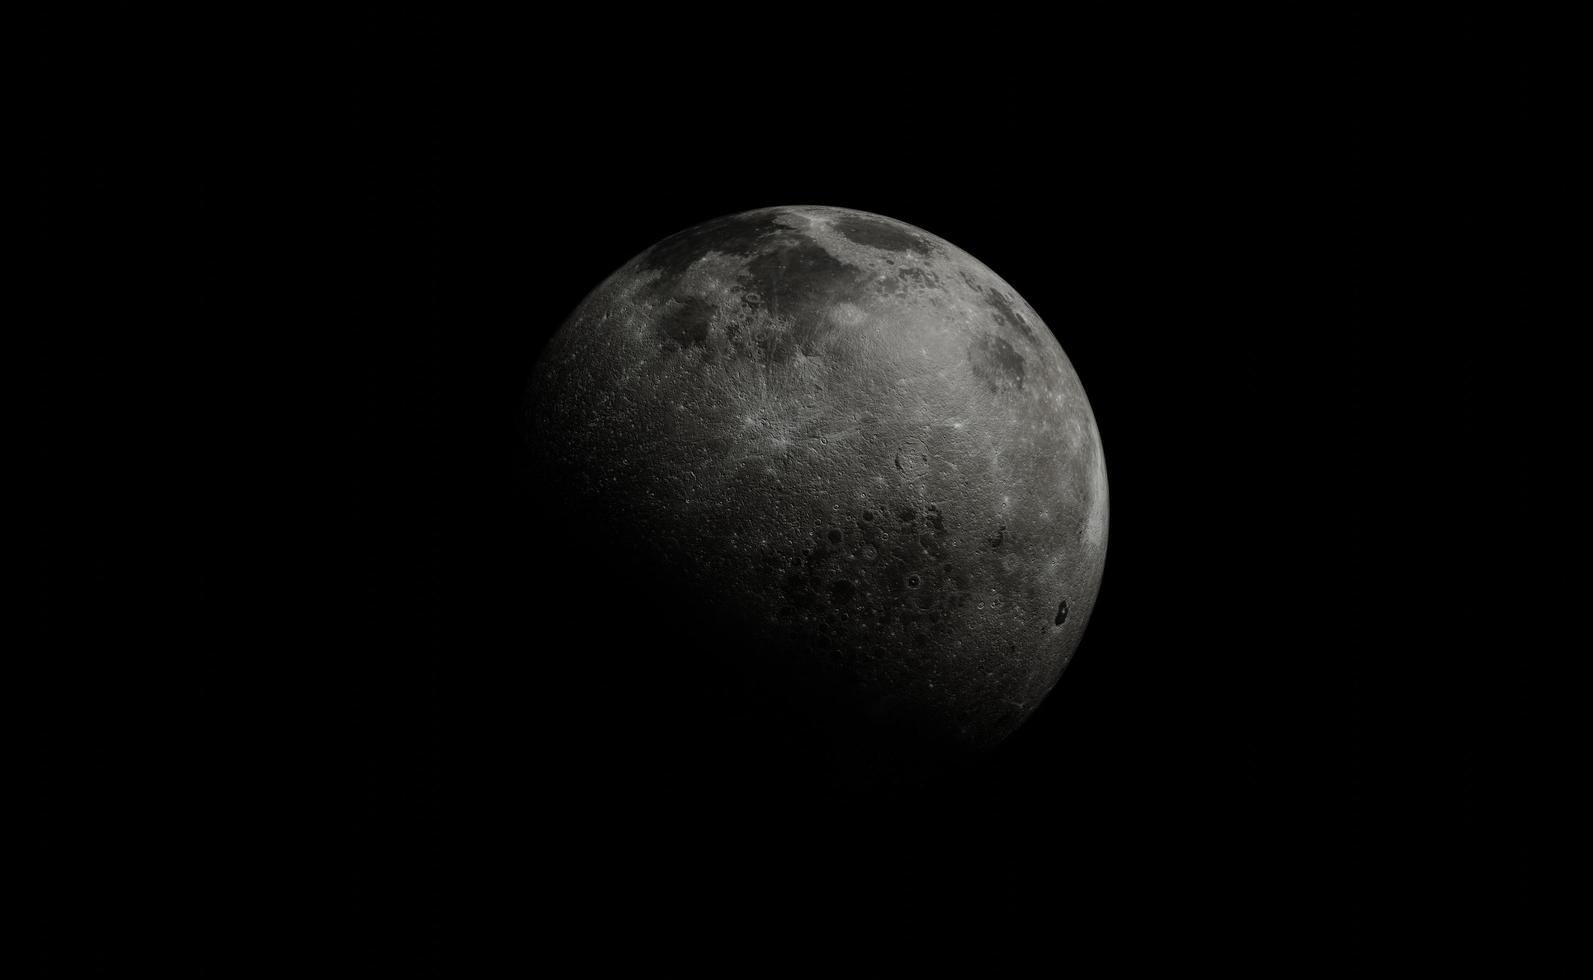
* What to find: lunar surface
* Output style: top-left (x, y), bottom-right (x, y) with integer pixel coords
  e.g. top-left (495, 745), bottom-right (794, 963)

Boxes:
top-left (525, 205), bottom-right (1106, 761)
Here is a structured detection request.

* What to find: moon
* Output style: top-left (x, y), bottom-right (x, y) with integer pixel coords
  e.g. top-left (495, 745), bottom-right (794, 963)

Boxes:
top-left (525, 205), bottom-right (1107, 764)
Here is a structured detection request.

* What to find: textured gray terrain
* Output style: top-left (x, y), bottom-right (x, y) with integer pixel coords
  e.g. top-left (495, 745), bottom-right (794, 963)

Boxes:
top-left (526, 206), bottom-right (1106, 753)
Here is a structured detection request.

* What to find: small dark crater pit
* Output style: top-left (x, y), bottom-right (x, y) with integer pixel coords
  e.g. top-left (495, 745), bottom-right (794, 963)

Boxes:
top-left (1055, 599), bottom-right (1069, 625)
top-left (827, 528), bottom-right (843, 544)
top-left (906, 574), bottom-right (921, 589)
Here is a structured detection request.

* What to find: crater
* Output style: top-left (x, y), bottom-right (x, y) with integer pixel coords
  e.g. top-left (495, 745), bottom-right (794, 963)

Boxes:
top-left (1055, 599), bottom-right (1069, 625)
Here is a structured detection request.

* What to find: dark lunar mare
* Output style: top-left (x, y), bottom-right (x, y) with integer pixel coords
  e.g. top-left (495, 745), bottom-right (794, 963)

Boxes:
top-left (525, 206), bottom-right (1107, 785)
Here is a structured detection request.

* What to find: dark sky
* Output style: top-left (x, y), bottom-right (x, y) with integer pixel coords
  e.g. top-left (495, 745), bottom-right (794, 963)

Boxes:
top-left (28, 9), bottom-right (1579, 973)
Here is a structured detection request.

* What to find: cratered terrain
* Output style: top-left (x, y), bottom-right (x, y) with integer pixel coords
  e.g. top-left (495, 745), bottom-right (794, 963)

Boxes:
top-left (525, 205), bottom-right (1106, 778)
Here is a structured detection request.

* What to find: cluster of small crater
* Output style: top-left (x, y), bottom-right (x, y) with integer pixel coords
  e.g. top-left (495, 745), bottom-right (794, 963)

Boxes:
top-left (532, 206), bottom-right (1106, 750)
top-left (765, 498), bottom-right (972, 663)
top-left (744, 483), bottom-right (1073, 714)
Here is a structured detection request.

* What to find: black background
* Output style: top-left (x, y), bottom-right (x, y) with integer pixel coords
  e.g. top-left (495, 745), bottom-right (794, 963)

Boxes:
top-left (29, 10), bottom-right (1581, 974)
